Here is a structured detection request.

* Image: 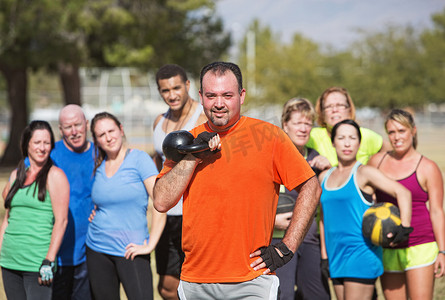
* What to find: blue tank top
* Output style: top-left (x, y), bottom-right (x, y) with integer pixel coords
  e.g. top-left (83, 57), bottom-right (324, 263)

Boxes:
top-left (153, 103), bottom-right (203, 216)
top-left (321, 162), bottom-right (383, 279)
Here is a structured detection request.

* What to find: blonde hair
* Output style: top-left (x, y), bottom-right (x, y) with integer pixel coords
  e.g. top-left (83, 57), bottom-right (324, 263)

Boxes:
top-left (315, 87), bottom-right (356, 127)
top-left (281, 98), bottom-right (315, 128)
top-left (385, 109), bottom-right (417, 149)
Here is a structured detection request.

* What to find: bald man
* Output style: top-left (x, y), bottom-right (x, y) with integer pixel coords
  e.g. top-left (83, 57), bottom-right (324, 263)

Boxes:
top-left (50, 104), bottom-right (94, 300)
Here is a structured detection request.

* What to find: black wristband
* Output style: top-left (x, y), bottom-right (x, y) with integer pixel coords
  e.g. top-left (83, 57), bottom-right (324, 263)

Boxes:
top-left (40, 259), bottom-right (55, 272)
top-left (320, 258), bottom-right (330, 280)
top-left (41, 259), bottom-right (52, 266)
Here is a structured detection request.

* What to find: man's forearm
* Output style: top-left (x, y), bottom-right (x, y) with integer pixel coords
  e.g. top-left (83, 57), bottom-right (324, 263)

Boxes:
top-left (282, 176), bottom-right (321, 252)
top-left (153, 154), bottom-right (200, 212)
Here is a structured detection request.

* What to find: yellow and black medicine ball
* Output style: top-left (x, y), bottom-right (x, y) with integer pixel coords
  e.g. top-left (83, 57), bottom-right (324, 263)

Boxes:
top-left (362, 202), bottom-right (401, 248)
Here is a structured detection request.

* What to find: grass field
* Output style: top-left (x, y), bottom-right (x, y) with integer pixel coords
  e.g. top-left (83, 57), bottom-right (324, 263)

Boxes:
top-left (0, 124), bottom-right (443, 299)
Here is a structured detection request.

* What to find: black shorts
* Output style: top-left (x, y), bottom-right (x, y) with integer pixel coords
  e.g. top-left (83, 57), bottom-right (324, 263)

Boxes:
top-left (331, 277), bottom-right (377, 285)
top-left (155, 215), bottom-right (185, 276)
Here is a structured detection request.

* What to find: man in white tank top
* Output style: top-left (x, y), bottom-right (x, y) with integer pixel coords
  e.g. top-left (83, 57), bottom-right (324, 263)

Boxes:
top-left (152, 64), bottom-right (206, 300)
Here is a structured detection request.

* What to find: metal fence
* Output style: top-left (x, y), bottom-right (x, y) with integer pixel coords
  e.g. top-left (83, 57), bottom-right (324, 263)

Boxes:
top-left (1, 68), bottom-right (445, 156)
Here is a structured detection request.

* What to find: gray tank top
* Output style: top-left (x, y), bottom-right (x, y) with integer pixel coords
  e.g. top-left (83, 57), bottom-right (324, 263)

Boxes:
top-left (153, 103), bottom-right (204, 215)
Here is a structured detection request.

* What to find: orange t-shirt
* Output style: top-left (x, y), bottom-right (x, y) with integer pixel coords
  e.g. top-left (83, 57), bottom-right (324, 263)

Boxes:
top-left (158, 116), bottom-right (315, 283)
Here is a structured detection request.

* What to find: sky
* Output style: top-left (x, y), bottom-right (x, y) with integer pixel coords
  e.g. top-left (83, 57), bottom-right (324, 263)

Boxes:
top-left (215, 0), bottom-right (445, 55)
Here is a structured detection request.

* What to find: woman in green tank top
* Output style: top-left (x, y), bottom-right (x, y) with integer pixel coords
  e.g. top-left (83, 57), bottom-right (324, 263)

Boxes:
top-left (0, 120), bottom-right (69, 300)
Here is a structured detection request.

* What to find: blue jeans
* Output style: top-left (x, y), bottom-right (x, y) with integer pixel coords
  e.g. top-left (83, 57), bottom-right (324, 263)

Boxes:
top-left (2, 267), bottom-right (52, 300)
top-left (52, 261), bottom-right (92, 300)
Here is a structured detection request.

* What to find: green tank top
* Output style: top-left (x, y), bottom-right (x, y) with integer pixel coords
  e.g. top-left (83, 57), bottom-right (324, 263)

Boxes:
top-left (0, 182), bottom-right (53, 272)
top-left (307, 127), bottom-right (383, 166)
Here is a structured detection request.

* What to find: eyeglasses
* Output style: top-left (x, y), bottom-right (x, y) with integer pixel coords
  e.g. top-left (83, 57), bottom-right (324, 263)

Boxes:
top-left (323, 103), bottom-right (350, 111)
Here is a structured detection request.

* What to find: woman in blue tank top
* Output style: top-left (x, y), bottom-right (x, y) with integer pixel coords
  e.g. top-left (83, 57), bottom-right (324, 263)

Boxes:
top-left (319, 119), bottom-right (412, 300)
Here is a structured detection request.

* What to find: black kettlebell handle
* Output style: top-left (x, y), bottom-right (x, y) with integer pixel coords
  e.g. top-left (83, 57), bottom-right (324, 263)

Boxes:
top-left (177, 143), bottom-right (209, 154)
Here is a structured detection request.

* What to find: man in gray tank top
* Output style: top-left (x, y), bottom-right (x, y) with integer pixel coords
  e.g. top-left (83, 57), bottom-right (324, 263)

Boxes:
top-left (152, 64), bottom-right (206, 300)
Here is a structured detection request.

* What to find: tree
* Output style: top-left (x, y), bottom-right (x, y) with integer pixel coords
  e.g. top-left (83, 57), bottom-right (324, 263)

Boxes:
top-left (238, 20), bottom-right (330, 106)
top-left (0, 0), bottom-right (230, 166)
top-left (76, 0), bottom-right (230, 75)
top-left (0, 0), bottom-right (69, 165)
top-left (236, 14), bottom-right (445, 111)
top-left (421, 8), bottom-right (445, 103)
top-left (346, 25), bottom-right (427, 108)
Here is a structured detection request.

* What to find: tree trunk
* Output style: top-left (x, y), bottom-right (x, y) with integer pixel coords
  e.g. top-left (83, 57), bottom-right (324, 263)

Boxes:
top-left (59, 62), bottom-right (81, 106)
top-left (0, 65), bottom-right (28, 166)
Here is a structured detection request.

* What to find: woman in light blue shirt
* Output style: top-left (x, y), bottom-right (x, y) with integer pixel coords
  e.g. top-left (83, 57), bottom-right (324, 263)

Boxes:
top-left (86, 112), bottom-right (166, 300)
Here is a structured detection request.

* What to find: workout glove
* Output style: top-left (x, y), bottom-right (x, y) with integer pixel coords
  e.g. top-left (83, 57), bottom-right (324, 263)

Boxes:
top-left (390, 225), bottom-right (413, 246)
top-left (321, 259), bottom-right (330, 281)
top-left (192, 131), bottom-right (220, 159)
top-left (39, 259), bottom-right (55, 282)
top-left (259, 241), bottom-right (294, 272)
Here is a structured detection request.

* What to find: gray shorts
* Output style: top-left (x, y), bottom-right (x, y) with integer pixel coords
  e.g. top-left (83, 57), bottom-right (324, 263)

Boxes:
top-left (178, 275), bottom-right (279, 300)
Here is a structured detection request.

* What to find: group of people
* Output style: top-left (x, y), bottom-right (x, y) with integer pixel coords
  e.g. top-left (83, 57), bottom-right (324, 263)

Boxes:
top-left (0, 61), bottom-right (443, 300)
top-left (273, 87), bottom-right (445, 300)
top-left (0, 64), bottom-right (204, 300)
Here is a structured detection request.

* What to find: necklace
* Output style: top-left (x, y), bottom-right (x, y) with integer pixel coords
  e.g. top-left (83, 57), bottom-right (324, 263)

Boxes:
top-left (164, 100), bottom-right (193, 133)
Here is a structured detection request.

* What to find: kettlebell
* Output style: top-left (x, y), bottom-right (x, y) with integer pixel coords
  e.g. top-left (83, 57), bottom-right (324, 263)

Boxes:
top-left (162, 130), bottom-right (210, 162)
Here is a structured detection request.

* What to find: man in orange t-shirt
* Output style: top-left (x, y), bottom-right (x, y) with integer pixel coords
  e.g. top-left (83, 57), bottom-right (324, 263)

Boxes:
top-left (154, 62), bottom-right (321, 299)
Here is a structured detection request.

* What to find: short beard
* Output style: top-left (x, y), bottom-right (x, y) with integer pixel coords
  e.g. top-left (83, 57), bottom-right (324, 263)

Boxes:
top-left (210, 116), bottom-right (229, 127)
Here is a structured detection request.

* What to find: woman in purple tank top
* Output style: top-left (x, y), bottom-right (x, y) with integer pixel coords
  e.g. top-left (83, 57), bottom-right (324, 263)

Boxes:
top-left (368, 109), bottom-right (445, 300)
